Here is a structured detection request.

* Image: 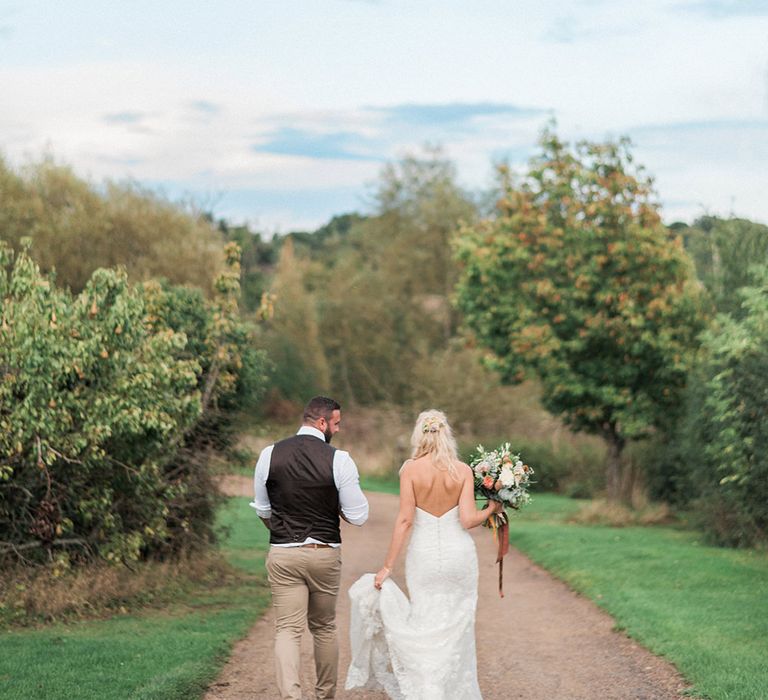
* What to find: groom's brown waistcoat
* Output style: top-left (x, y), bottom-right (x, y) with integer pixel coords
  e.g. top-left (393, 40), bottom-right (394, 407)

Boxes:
top-left (266, 434), bottom-right (341, 545)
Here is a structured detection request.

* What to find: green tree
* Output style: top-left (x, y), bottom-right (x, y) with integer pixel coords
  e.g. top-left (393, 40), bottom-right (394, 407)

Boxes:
top-left (0, 243), bottom-right (201, 564)
top-left (261, 239), bottom-right (330, 402)
top-left (0, 158), bottom-right (224, 293)
top-left (307, 148), bottom-right (478, 404)
top-left (674, 215), bottom-right (768, 317)
top-left (455, 130), bottom-right (706, 501)
top-left (216, 218), bottom-right (279, 312)
top-left (683, 266), bottom-right (768, 546)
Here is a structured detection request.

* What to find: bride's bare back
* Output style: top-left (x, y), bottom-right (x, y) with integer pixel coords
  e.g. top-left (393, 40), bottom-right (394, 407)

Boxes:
top-left (403, 455), bottom-right (467, 518)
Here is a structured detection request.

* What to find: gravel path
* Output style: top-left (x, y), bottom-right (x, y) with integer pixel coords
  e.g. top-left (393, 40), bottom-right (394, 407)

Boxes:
top-left (206, 478), bottom-right (689, 699)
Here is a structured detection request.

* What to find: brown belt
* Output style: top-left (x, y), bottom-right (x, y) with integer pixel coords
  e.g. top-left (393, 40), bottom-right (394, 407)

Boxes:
top-left (299, 543), bottom-right (333, 549)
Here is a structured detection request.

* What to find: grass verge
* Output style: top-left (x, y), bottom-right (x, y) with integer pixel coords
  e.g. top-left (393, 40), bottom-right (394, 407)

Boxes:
top-left (360, 472), bottom-right (400, 495)
top-left (0, 498), bottom-right (270, 700)
top-left (511, 493), bottom-right (768, 700)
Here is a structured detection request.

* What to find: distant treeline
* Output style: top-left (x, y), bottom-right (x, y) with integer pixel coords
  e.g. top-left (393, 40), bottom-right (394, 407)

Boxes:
top-left (1, 134), bottom-right (767, 551)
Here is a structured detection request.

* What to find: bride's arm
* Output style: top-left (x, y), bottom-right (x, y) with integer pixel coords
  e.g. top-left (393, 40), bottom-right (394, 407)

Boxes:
top-left (374, 467), bottom-right (416, 589)
top-left (458, 464), bottom-right (502, 529)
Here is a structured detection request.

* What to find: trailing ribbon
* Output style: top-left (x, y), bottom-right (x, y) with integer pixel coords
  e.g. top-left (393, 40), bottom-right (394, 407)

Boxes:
top-left (489, 513), bottom-right (510, 597)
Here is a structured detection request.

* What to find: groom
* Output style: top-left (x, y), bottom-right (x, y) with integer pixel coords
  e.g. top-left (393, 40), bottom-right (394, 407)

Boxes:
top-left (251, 396), bottom-right (369, 700)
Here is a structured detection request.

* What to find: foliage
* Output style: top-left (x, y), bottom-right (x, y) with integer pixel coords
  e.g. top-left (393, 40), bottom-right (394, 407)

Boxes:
top-left (513, 493), bottom-right (768, 700)
top-left (0, 242), bottom-right (267, 566)
top-left (455, 129), bottom-right (706, 500)
top-left (682, 267), bottom-right (768, 547)
top-left (0, 157), bottom-right (224, 293)
top-left (143, 243), bottom-right (269, 554)
top-left (289, 212), bottom-right (365, 257)
top-left (675, 215), bottom-right (768, 317)
top-left (260, 238), bottom-right (330, 403)
top-left (409, 343), bottom-right (576, 441)
top-left (307, 148), bottom-right (478, 405)
top-left (217, 218), bottom-right (279, 312)
top-left (0, 242), bottom-right (199, 565)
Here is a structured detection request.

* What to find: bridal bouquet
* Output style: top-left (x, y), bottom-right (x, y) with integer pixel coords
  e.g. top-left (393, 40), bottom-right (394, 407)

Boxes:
top-left (470, 443), bottom-right (534, 597)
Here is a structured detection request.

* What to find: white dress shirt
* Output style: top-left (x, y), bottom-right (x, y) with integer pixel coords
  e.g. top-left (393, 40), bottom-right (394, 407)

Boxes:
top-left (250, 426), bottom-right (369, 546)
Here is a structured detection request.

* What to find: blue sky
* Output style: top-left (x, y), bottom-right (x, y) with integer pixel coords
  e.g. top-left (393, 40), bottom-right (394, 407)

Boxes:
top-left (1, 0), bottom-right (767, 230)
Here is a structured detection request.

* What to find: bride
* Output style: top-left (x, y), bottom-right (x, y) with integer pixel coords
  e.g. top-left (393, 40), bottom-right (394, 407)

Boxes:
top-left (345, 409), bottom-right (502, 699)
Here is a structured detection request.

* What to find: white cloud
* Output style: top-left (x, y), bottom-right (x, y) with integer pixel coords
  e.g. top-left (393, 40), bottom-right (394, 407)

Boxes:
top-left (0, 1), bottom-right (766, 229)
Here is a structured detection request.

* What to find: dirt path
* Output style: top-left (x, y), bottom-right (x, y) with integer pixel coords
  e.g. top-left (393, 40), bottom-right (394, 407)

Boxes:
top-left (207, 478), bottom-right (689, 699)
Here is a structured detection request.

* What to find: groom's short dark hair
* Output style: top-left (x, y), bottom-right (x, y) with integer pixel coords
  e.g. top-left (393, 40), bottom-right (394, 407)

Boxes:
top-left (303, 396), bottom-right (341, 423)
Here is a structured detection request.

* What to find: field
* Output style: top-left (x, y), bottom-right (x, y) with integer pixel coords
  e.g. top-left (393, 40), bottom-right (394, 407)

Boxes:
top-left (0, 500), bottom-right (270, 700)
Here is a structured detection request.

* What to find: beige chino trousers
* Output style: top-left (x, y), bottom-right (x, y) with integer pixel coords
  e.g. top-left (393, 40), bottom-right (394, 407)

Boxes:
top-left (266, 545), bottom-right (342, 700)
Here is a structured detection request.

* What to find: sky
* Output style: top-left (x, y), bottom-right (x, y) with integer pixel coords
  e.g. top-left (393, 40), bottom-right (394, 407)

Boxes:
top-left (1, 0), bottom-right (767, 232)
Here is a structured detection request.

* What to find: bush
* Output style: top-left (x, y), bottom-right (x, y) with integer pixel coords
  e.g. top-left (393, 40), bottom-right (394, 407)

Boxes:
top-left (0, 244), bottom-right (200, 565)
top-left (0, 242), bottom-right (267, 566)
top-left (683, 268), bottom-right (768, 547)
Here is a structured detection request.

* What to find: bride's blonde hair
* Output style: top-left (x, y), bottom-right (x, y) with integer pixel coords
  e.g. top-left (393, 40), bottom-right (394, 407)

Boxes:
top-left (409, 409), bottom-right (461, 481)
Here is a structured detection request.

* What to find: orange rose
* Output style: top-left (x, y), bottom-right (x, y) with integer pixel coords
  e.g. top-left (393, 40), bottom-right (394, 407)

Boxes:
top-left (482, 476), bottom-right (494, 489)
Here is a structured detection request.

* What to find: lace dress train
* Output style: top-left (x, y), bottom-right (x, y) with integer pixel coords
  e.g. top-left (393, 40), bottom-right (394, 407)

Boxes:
top-left (346, 506), bottom-right (482, 699)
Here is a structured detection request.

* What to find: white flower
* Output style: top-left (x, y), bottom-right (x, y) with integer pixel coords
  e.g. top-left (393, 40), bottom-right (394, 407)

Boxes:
top-left (474, 461), bottom-right (490, 476)
top-left (499, 465), bottom-right (515, 487)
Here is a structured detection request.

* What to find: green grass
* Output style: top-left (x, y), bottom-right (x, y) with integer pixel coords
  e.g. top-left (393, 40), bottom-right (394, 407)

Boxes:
top-left (510, 494), bottom-right (768, 700)
top-left (360, 472), bottom-right (400, 495)
top-left (6, 489), bottom-right (764, 699)
top-left (0, 498), bottom-right (270, 700)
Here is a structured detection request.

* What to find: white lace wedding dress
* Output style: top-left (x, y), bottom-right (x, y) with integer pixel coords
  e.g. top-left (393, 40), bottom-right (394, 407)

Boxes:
top-left (345, 505), bottom-right (482, 699)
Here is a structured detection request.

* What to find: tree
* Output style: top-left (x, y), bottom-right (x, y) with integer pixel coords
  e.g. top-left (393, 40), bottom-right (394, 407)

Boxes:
top-left (674, 216), bottom-right (768, 317)
top-left (216, 218), bottom-right (279, 313)
top-left (370, 148), bottom-right (478, 341)
top-left (455, 129), bottom-right (706, 501)
top-left (261, 239), bottom-right (330, 403)
top-left (0, 157), bottom-right (224, 293)
top-left (0, 242), bottom-right (201, 564)
top-left (306, 148), bottom-right (478, 405)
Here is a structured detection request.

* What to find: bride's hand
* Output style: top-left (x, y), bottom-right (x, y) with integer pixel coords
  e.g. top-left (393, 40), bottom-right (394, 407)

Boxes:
top-left (486, 499), bottom-right (503, 515)
top-left (374, 566), bottom-right (391, 590)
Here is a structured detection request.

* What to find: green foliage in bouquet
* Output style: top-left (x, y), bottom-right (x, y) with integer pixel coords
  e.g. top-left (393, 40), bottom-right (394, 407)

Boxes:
top-left (455, 128), bottom-right (706, 501)
top-left (470, 442), bottom-right (534, 513)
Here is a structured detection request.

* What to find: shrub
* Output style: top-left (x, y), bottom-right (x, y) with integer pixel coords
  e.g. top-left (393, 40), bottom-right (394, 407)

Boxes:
top-left (0, 243), bottom-right (200, 564)
top-left (0, 242), bottom-right (267, 565)
top-left (683, 268), bottom-right (768, 547)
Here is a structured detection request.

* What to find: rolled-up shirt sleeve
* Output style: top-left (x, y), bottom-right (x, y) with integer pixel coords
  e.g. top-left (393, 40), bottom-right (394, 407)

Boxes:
top-left (334, 451), bottom-right (369, 526)
top-left (249, 445), bottom-right (274, 519)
